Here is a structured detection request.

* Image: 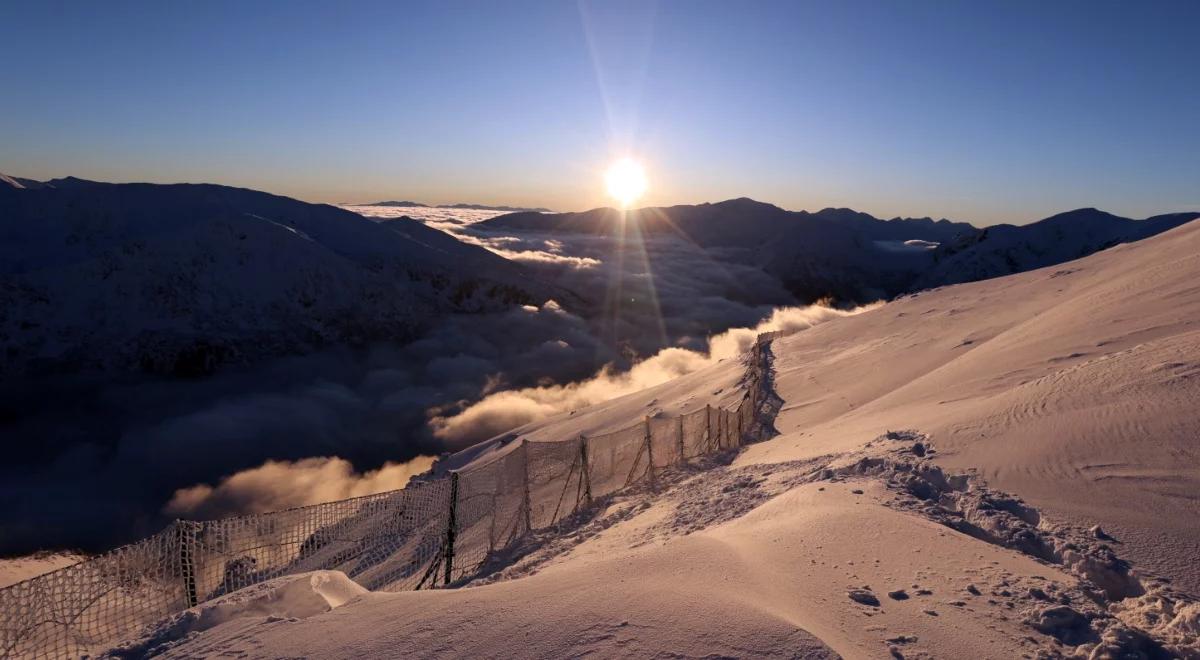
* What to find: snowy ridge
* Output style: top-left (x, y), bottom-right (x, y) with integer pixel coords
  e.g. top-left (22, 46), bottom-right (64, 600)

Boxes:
top-left (0, 176), bottom-right (562, 377)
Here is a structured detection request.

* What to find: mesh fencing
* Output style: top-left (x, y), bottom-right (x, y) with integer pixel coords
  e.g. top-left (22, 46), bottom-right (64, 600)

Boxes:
top-left (1, 334), bottom-right (779, 659)
top-left (450, 446), bottom-right (528, 583)
top-left (0, 527), bottom-right (184, 660)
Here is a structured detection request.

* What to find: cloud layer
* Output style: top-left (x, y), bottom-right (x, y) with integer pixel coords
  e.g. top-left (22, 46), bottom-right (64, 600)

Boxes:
top-left (430, 304), bottom-right (871, 445)
top-left (164, 455), bottom-right (435, 519)
top-left (1, 205), bottom-right (869, 555)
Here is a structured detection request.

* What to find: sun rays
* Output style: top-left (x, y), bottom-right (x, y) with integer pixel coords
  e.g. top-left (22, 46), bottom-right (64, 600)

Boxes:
top-left (604, 157), bottom-right (648, 208)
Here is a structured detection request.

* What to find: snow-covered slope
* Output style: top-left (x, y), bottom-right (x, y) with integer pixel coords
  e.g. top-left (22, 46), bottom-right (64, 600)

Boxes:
top-left (0, 175), bottom-right (560, 376)
top-left (0, 552), bottom-right (84, 589)
top-left (160, 217), bottom-right (1200, 658)
top-left (747, 217), bottom-right (1200, 597)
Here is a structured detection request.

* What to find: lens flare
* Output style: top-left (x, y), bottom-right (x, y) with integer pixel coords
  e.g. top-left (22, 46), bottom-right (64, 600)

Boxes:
top-left (604, 158), bottom-right (647, 208)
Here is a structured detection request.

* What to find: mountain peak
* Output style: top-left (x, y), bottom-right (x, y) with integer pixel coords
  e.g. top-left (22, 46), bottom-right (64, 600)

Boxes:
top-left (712, 197), bottom-right (783, 212)
top-left (1036, 207), bottom-right (1122, 226)
top-left (365, 200), bottom-right (426, 208)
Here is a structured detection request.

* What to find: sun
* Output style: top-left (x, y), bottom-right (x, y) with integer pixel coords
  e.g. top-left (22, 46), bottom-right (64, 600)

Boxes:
top-left (605, 158), bottom-right (648, 208)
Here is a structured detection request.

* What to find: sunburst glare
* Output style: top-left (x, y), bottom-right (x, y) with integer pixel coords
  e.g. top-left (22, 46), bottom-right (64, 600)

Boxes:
top-left (604, 157), bottom-right (648, 208)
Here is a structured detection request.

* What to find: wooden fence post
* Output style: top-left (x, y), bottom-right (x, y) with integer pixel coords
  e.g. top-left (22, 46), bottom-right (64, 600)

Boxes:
top-left (717, 408), bottom-right (725, 450)
top-left (729, 400), bottom-right (739, 448)
top-left (676, 416), bottom-right (685, 464)
top-left (705, 404), bottom-right (713, 453)
top-left (443, 472), bottom-right (460, 586)
top-left (522, 439), bottom-right (533, 533)
top-left (579, 435), bottom-right (592, 505)
top-left (644, 416), bottom-right (657, 489)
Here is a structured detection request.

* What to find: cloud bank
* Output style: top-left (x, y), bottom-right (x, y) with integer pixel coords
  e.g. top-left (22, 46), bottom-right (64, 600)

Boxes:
top-left (164, 455), bottom-right (435, 520)
top-left (430, 304), bottom-right (872, 445)
top-left (2, 204), bottom-right (873, 555)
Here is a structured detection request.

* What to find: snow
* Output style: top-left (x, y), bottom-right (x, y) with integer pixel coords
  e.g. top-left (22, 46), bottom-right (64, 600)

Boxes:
top-left (744, 218), bottom-right (1200, 597)
top-left (873, 239), bottom-right (940, 253)
top-left (0, 552), bottom-right (85, 588)
top-left (5, 175), bottom-right (1194, 654)
top-left (0, 172), bottom-right (26, 189)
top-left (108, 571), bottom-right (367, 657)
top-left (149, 217), bottom-right (1200, 658)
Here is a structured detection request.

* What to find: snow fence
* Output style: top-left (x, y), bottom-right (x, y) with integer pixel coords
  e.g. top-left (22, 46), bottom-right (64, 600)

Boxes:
top-left (1, 334), bottom-right (779, 659)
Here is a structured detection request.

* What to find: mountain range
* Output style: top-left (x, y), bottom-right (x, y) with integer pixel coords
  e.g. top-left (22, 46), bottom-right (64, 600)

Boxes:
top-left (0, 175), bottom-right (561, 378)
top-left (3, 174), bottom-right (1195, 378)
top-left (480, 198), bottom-right (1198, 303)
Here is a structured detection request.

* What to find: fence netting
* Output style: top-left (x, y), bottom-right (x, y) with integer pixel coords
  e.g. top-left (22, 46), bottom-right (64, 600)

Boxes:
top-left (1, 334), bottom-right (778, 659)
top-left (450, 445), bottom-right (528, 583)
top-left (0, 526), bottom-right (184, 660)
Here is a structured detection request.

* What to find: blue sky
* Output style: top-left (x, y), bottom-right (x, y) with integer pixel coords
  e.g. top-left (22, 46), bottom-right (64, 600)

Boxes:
top-left (2, 0), bottom-right (1197, 224)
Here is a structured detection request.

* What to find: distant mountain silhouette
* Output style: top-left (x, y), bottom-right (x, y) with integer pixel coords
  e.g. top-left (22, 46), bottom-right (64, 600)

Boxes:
top-left (365, 200), bottom-right (426, 207)
top-left (364, 200), bottom-right (552, 213)
top-left (480, 198), bottom-right (973, 302)
top-left (480, 198), bottom-right (1197, 303)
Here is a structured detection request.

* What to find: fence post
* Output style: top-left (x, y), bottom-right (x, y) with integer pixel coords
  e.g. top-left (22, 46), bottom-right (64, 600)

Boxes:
top-left (579, 435), bottom-right (592, 505)
top-left (443, 471), bottom-right (459, 586)
top-left (177, 520), bottom-right (199, 608)
top-left (737, 401), bottom-right (744, 446)
top-left (676, 416), bottom-right (685, 464)
top-left (644, 416), bottom-right (657, 489)
top-left (715, 410), bottom-right (724, 453)
top-left (705, 404), bottom-right (713, 453)
top-left (522, 439), bottom-right (533, 533)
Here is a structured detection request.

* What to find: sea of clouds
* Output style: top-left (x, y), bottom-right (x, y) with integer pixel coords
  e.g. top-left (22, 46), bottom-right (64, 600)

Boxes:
top-left (0, 205), bottom-right (862, 555)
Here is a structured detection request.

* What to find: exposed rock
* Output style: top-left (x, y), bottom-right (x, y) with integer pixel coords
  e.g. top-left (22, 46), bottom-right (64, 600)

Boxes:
top-left (1028, 605), bottom-right (1093, 645)
top-left (848, 589), bottom-right (881, 607)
